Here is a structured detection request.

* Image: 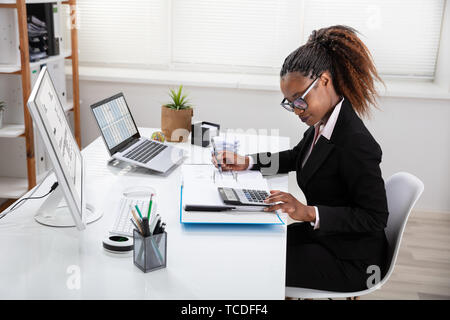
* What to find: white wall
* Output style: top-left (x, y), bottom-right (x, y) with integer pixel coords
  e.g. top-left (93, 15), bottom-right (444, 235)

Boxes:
top-left (74, 79), bottom-right (450, 213)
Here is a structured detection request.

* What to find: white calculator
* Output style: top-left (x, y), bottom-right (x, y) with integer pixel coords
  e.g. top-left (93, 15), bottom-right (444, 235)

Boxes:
top-left (218, 187), bottom-right (270, 206)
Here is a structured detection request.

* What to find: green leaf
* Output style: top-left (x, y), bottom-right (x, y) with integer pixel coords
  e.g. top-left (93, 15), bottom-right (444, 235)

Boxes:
top-left (179, 95), bottom-right (188, 105)
top-left (165, 85), bottom-right (192, 110)
top-left (176, 86), bottom-right (182, 104)
top-left (169, 88), bottom-right (176, 101)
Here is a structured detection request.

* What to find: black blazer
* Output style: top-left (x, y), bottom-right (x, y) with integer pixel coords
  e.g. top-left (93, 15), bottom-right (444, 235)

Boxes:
top-left (250, 99), bottom-right (389, 264)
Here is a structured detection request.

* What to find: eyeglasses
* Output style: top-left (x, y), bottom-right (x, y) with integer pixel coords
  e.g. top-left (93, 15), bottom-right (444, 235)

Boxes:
top-left (280, 76), bottom-right (320, 112)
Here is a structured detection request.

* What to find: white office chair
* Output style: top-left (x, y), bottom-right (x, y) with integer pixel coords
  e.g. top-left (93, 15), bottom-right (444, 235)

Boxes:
top-left (285, 172), bottom-right (424, 300)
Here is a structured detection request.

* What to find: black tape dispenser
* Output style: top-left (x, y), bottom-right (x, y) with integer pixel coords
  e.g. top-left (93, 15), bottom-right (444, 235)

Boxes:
top-left (102, 235), bottom-right (133, 253)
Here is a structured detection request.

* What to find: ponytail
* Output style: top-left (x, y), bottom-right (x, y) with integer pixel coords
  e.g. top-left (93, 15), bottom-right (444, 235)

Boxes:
top-left (280, 25), bottom-right (383, 118)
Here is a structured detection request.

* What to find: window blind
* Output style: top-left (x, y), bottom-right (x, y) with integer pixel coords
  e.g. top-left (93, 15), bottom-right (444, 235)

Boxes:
top-left (171, 0), bottom-right (302, 73)
top-left (302, 0), bottom-right (445, 79)
top-left (71, 0), bottom-right (445, 79)
top-left (72, 0), bottom-right (169, 67)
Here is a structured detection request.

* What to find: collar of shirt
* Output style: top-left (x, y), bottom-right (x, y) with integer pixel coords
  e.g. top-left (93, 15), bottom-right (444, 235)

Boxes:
top-left (314, 97), bottom-right (344, 141)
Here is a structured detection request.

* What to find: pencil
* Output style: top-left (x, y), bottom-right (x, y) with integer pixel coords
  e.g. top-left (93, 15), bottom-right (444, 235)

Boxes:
top-left (131, 208), bottom-right (143, 229)
top-left (134, 205), bottom-right (143, 219)
top-left (130, 218), bottom-right (143, 235)
top-left (147, 193), bottom-right (154, 219)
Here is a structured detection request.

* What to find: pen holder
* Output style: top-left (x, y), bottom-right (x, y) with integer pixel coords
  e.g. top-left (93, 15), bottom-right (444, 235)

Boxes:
top-left (133, 230), bottom-right (167, 273)
top-left (191, 121), bottom-right (220, 147)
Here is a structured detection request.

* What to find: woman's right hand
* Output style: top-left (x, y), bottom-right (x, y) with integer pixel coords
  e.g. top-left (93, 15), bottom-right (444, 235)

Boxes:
top-left (211, 151), bottom-right (250, 171)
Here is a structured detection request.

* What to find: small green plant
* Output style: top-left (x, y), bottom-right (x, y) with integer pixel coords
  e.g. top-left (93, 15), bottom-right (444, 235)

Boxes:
top-left (0, 101), bottom-right (5, 111)
top-left (164, 85), bottom-right (192, 110)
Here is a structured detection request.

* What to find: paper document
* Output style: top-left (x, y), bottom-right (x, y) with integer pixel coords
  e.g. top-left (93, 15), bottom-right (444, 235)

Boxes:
top-left (182, 164), bottom-right (268, 207)
top-left (181, 164), bottom-right (285, 225)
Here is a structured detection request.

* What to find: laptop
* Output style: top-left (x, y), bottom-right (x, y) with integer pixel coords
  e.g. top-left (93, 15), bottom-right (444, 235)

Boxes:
top-left (90, 93), bottom-right (185, 173)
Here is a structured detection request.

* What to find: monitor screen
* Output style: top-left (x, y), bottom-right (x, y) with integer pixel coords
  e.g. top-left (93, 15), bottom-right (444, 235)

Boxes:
top-left (91, 95), bottom-right (138, 150)
top-left (28, 67), bottom-right (84, 227)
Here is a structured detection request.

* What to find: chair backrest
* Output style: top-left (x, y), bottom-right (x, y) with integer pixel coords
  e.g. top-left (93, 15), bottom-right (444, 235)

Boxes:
top-left (382, 172), bottom-right (424, 282)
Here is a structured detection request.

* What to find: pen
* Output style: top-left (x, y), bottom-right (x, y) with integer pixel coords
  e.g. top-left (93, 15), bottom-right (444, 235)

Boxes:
top-left (184, 204), bottom-right (236, 211)
top-left (147, 193), bottom-right (154, 219)
top-left (135, 205), bottom-right (143, 220)
top-left (130, 217), bottom-right (143, 235)
top-left (150, 215), bottom-right (160, 234)
top-left (153, 219), bottom-right (161, 234)
top-left (211, 139), bottom-right (223, 176)
top-left (141, 217), bottom-right (151, 237)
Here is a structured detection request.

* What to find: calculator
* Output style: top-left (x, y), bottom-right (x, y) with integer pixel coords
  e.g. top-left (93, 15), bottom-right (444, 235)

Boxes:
top-left (218, 187), bottom-right (270, 206)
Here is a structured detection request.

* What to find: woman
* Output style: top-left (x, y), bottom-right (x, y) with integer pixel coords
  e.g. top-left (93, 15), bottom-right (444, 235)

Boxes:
top-left (213, 25), bottom-right (389, 292)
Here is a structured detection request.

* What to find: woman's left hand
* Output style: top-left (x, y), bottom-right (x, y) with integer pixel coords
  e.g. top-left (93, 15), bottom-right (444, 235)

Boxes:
top-left (264, 190), bottom-right (316, 222)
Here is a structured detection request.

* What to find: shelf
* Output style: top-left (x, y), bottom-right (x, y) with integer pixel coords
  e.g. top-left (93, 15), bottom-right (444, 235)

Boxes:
top-left (1, 0), bottom-right (80, 193)
top-left (0, 176), bottom-right (28, 199)
top-left (0, 1), bottom-right (69, 5)
top-left (0, 124), bottom-right (25, 138)
top-left (0, 3), bottom-right (16, 8)
top-left (0, 99), bottom-right (75, 139)
top-left (0, 64), bottom-right (21, 74)
top-left (0, 51), bottom-right (71, 74)
top-left (30, 50), bottom-right (72, 68)
top-left (63, 98), bottom-right (74, 113)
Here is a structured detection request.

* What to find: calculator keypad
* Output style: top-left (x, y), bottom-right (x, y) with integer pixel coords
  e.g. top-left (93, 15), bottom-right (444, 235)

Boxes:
top-left (241, 189), bottom-right (269, 204)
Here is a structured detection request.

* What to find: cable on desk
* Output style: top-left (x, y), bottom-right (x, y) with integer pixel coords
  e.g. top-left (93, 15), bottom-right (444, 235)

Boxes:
top-left (0, 171), bottom-right (58, 221)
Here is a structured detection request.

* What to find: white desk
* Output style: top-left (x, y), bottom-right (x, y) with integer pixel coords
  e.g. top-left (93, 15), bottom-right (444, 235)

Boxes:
top-left (0, 128), bottom-right (289, 299)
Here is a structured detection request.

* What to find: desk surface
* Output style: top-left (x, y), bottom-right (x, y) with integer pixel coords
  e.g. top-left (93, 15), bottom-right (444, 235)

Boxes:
top-left (0, 128), bottom-right (289, 299)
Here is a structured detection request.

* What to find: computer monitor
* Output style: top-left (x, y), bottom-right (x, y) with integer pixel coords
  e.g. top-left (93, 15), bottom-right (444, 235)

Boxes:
top-left (27, 66), bottom-right (102, 230)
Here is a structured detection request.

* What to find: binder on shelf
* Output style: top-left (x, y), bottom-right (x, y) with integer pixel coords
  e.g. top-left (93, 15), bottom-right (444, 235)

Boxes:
top-left (27, 3), bottom-right (59, 62)
top-left (52, 3), bottom-right (62, 56)
top-left (0, 0), bottom-right (81, 198)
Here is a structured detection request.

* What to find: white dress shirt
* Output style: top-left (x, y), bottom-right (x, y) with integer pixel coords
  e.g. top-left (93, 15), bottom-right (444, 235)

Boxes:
top-left (307, 97), bottom-right (344, 229)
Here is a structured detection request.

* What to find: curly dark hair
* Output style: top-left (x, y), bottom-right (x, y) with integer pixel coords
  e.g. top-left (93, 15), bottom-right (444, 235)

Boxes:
top-left (280, 25), bottom-right (383, 117)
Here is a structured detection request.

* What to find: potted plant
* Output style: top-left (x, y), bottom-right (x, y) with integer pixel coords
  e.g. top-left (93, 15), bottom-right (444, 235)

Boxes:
top-left (0, 101), bottom-right (5, 129)
top-left (161, 85), bottom-right (193, 142)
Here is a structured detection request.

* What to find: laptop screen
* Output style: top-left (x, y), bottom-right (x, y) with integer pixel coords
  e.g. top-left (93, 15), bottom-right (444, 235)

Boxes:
top-left (91, 93), bottom-right (140, 155)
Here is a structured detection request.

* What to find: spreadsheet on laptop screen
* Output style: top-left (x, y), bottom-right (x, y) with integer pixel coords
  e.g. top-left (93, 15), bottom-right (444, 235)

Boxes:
top-left (92, 96), bottom-right (138, 149)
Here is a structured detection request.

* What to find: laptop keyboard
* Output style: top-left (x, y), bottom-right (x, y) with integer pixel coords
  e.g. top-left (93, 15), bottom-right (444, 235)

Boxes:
top-left (123, 140), bottom-right (168, 164)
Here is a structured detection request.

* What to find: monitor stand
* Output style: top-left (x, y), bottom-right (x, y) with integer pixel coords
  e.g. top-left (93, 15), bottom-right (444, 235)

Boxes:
top-left (34, 187), bottom-right (102, 227)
